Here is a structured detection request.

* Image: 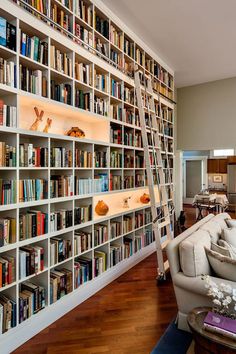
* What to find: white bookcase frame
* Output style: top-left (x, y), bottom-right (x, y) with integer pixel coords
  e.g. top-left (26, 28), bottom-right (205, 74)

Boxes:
top-left (0, 0), bottom-right (175, 352)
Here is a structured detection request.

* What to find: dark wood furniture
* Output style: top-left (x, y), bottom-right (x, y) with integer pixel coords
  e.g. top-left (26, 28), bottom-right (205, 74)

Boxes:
top-left (207, 159), bottom-right (227, 173)
top-left (187, 307), bottom-right (236, 354)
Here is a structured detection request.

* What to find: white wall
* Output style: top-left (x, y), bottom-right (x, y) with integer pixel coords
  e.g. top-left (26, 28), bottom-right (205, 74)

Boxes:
top-left (177, 77), bottom-right (236, 151)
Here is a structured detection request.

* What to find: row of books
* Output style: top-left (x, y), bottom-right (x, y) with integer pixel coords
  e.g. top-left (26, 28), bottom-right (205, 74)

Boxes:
top-left (20, 31), bottom-right (48, 65)
top-left (75, 24), bottom-right (93, 48)
top-left (75, 0), bottom-right (93, 26)
top-left (94, 96), bottom-right (108, 116)
top-left (0, 179), bottom-right (17, 205)
top-left (0, 255), bottom-right (15, 288)
top-left (51, 147), bottom-right (73, 168)
top-left (59, 0), bottom-right (73, 11)
top-left (124, 38), bottom-right (135, 59)
top-left (124, 132), bottom-right (142, 148)
top-left (0, 58), bottom-right (16, 88)
top-left (110, 50), bottom-right (123, 67)
top-left (134, 234), bottom-right (143, 252)
top-left (123, 216), bottom-right (133, 234)
top-left (0, 17), bottom-right (16, 51)
top-left (19, 281), bottom-right (46, 324)
top-left (0, 101), bottom-right (17, 128)
top-left (135, 155), bottom-right (144, 168)
top-left (50, 45), bottom-right (72, 77)
top-left (135, 174), bottom-right (145, 187)
top-left (124, 109), bottom-right (139, 126)
top-left (110, 220), bottom-right (122, 239)
top-left (111, 79), bottom-right (122, 99)
top-left (135, 213), bottom-right (144, 229)
top-left (50, 237), bottom-right (72, 266)
top-left (110, 151), bottom-right (122, 168)
top-left (74, 177), bottom-right (93, 195)
top-left (94, 251), bottom-right (106, 276)
top-left (0, 217), bottom-right (16, 246)
top-left (51, 81), bottom-right (72, 104)
top-left (124, 237), bottom-right (133, 258)
top-left (19, 65), bottom-right (47, 97)
top-left (74, 230), bottom-right (92, 255)
top-left (0, 142), bottom-right (16, 167)
top-left (110, 243), bottom-right (122, 267)
top-left (145, 210), bottom-right (152, 225)
top-left (74, 205), bottom-right (92, 225)
top-left (124, 175), bottom-right (134, 189)
top-left (94, 224), bottom-right (108, 247)
top-left (95, 14), bottom-right (109, 39)
top-left (110, 174), bottom-right (122, 191)
top-left (75, 89), bottom-right (91, 111)
top-left (50, 268), bottom-right (73, 304)
top-left (19, 211), bottom-right (48, 240)
top-left (50, 175), bottom-right (73, 198)
top-left (19, 144), bottom-right (48, 167)
top-left (110, 25), bottom-right (123, 49)
top-left (136, 47), bottom-right (144, 67)
top-left (94, 173), bottom-right (108, 193)
top-left (94, 70), bottom-right (109, 93)
top-left (124, 153), bottom-right (134, 168)
top-left (0, 294), bottom-right (16, 334)
top-left (75, 149), bottom-right (92, 168)
top-left (144, 229), bottom-right (154, 246)
top-left (20, 0), bottom-right (49, 16)
top-left (124, 87), bottom-right (135, 105)
top-left (110, 103), bottom-right (122, 121)
top-left (74, 256), bottom-right (92, 288)
top-left (50, 3), bottom-right (72, 33)
top-left (19, 245), bottom-right (44, 279)
top-left (50, 210), bottom-right (73, 233)
top-left (94, 151), bottom-right (107, 168)
top-left (110, 126), bottom-right (121, 145)
top-left (94, 37), bottom-right (109, 58)
top-left (75, 62), bottom-right (92, 85)
top-left (19, 179), bottom-right (48, 202)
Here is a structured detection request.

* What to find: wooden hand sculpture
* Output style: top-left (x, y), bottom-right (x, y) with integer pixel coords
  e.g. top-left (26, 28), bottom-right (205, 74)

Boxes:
top-left (30, 107), bottom-right (44, 131)
top-left (43, 118), bottom-right (52, 133)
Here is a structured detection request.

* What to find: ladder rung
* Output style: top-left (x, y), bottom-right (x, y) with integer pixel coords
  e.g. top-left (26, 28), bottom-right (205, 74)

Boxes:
top-left (164, 260), bottom-right (169, 272)
top-left (158, 220), bottom-right (171, 229)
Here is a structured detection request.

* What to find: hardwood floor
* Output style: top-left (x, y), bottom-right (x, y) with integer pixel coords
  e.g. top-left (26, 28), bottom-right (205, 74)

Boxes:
top-left (13, 253), bottom-right (177, 354)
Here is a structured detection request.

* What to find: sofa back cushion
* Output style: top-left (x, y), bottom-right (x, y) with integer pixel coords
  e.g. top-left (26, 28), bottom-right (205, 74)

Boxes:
top-left (214, 213), bottom-right (230, 230)
top-left (206, 248), bottom-right (236, 281)
top-left (226, 219), bottom-right (236, 228)
top-left (218, 239), bottom-right (236, 259)
top-left (211, 242), bottom-right (231, 257)
top-left (200, 221), bottom-right (222, 243)
top-left (179, 229), bottom-right (211, 277)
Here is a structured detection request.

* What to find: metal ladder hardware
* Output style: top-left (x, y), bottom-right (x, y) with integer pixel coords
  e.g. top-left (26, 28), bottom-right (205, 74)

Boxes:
top-left (134, 66), bottom-right (174, 282)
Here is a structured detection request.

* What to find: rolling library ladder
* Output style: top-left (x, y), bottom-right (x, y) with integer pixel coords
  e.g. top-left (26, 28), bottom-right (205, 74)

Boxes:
top-left (134, 66), bottom-right (174, 282)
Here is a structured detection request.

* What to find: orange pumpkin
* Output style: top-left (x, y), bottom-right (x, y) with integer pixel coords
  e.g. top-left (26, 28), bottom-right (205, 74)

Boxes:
top-left (95, 200), bottom-right (109, 215)
top-left (140, 193), bottom-right (150, 204)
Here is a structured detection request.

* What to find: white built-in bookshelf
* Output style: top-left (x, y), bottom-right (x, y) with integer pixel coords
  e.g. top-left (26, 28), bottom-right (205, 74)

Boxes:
top-left (0, 0), bottom-right (174, 351)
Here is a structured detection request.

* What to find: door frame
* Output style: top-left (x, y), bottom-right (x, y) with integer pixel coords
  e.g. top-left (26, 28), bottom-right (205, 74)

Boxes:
top-left (183, 156), bottom-right (208, 204)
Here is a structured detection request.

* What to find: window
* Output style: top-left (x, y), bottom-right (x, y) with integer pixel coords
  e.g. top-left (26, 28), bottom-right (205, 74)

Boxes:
top-left (213, 149), bottom-right (234, 157)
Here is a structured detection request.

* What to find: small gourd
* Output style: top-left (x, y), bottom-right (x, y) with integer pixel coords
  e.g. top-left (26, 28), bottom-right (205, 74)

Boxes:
top-left (140, 193), bottom-right (150, 204)
top-left (95, 200), bottom-right (109, 216)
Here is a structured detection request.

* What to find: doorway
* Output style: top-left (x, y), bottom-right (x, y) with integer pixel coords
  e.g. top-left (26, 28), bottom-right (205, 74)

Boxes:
top-left (183, 158), bottom-right (206, 203)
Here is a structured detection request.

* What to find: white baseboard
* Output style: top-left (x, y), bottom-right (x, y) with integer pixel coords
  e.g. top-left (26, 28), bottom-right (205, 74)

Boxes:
top-left (1, 243), bottom-right (155, 354)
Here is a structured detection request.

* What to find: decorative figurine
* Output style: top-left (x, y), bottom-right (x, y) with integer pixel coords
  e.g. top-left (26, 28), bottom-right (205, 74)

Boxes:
top-left (140, 193), bottom-right (150, 204)
top-left (30, 107), bottom-right (44, 131)
top-left (66, 127), bottom-right (85, 138)
top-left (123, 196), bottom-right (131, 208)
top-left (95, 200), bottom-right (109, 216)
top-left (43, 118), bottom-right (52, 133)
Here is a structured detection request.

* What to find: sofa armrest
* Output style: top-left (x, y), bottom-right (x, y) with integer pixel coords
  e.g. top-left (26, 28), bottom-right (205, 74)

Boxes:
top-left (173, 272), bottom-right (236, 296)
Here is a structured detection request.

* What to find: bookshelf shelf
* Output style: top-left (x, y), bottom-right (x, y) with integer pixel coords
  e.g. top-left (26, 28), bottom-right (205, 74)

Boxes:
top-left (0, 0), bottom-right (174, 350)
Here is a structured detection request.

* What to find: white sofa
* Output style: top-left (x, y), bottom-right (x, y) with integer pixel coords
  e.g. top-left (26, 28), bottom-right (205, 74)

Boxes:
top-left (166, 212), bottom-right (235, 331)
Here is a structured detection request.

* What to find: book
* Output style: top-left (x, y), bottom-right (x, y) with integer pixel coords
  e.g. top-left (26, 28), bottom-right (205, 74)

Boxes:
top-left (50, 237), bottom-right (72, 266)
top-left (0, 57), bottom-right (16, 87)
top-left (50, 45), bottom-right (72, 76)
top-left (110, 243), bottom-right (122, 266)
top-left (50, 175), bottom-right (73, 198)
top-left (19, 211), bottom-right (48, 240)
top-left (74, 205), bottom-right (92, 225)
top-left (0, 179), bottom-right (17, 205)
top-left (74, 230), bottom-right (92, 255)
top-left (204, 311), bottom-right (236, 338)
top-left (20, 30), bottom-right (48, 65)
top-left (74, 256), bottom-right (92, 288)
top-left (94, 251), bottom-right (107, 276)
top-left (94, 95), bottom-right (108, 116)
top-left (19, 179), bottom-right (48, 202)
top-left (94, 224), bottom-right (108, 247)
top-left (0, 142), bottom-right (16, 167)
top-left (51, 147), bottom-right (72, 168)
top-left (50, 268), bottom-right (72, 304)
top-left (50, 209), bottom-right (72, 232)
top-left (0, 17), bottom-right (7, 47)
top-left (0, 217), bottom-right (16, 246)
top-left (19, 245), bottom-right (44, 279)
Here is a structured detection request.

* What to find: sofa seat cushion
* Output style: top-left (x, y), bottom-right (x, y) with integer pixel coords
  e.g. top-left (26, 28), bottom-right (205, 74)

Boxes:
top-left (200, 220), bottom-right (222, 243)
top-left (179, 229), bottom-right (211, 277)
top-left (205, 248), bottom-right (236, 282)
top-left (221, 227), bottom-right (236, 248)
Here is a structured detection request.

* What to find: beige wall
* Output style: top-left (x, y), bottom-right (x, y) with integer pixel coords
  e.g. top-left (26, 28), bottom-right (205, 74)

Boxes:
top-left (177, 77), bottom-right (236, 150)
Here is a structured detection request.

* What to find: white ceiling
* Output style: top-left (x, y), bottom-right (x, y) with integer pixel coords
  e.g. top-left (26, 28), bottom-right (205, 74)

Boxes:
top-left (102, 0), bottom-right (236, 87)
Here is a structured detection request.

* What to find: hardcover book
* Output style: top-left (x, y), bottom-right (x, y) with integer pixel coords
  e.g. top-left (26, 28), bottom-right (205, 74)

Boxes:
top-left (204, 311), bottom-right (236, 334)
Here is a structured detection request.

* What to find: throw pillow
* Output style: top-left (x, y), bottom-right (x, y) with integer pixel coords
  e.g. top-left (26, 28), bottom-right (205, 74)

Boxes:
top-left (211, 242), bottom-right (231, 258)
top-left (205, 248), bottom-right (236, 282)
top-left (221, 228), bottom-right (236, 248)
top-left (226, 219), bottom-right (236, 228)
top-left (218, 239), bottom-right (236, 259)
top-left (200, 221), bottom-right (222, 243)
